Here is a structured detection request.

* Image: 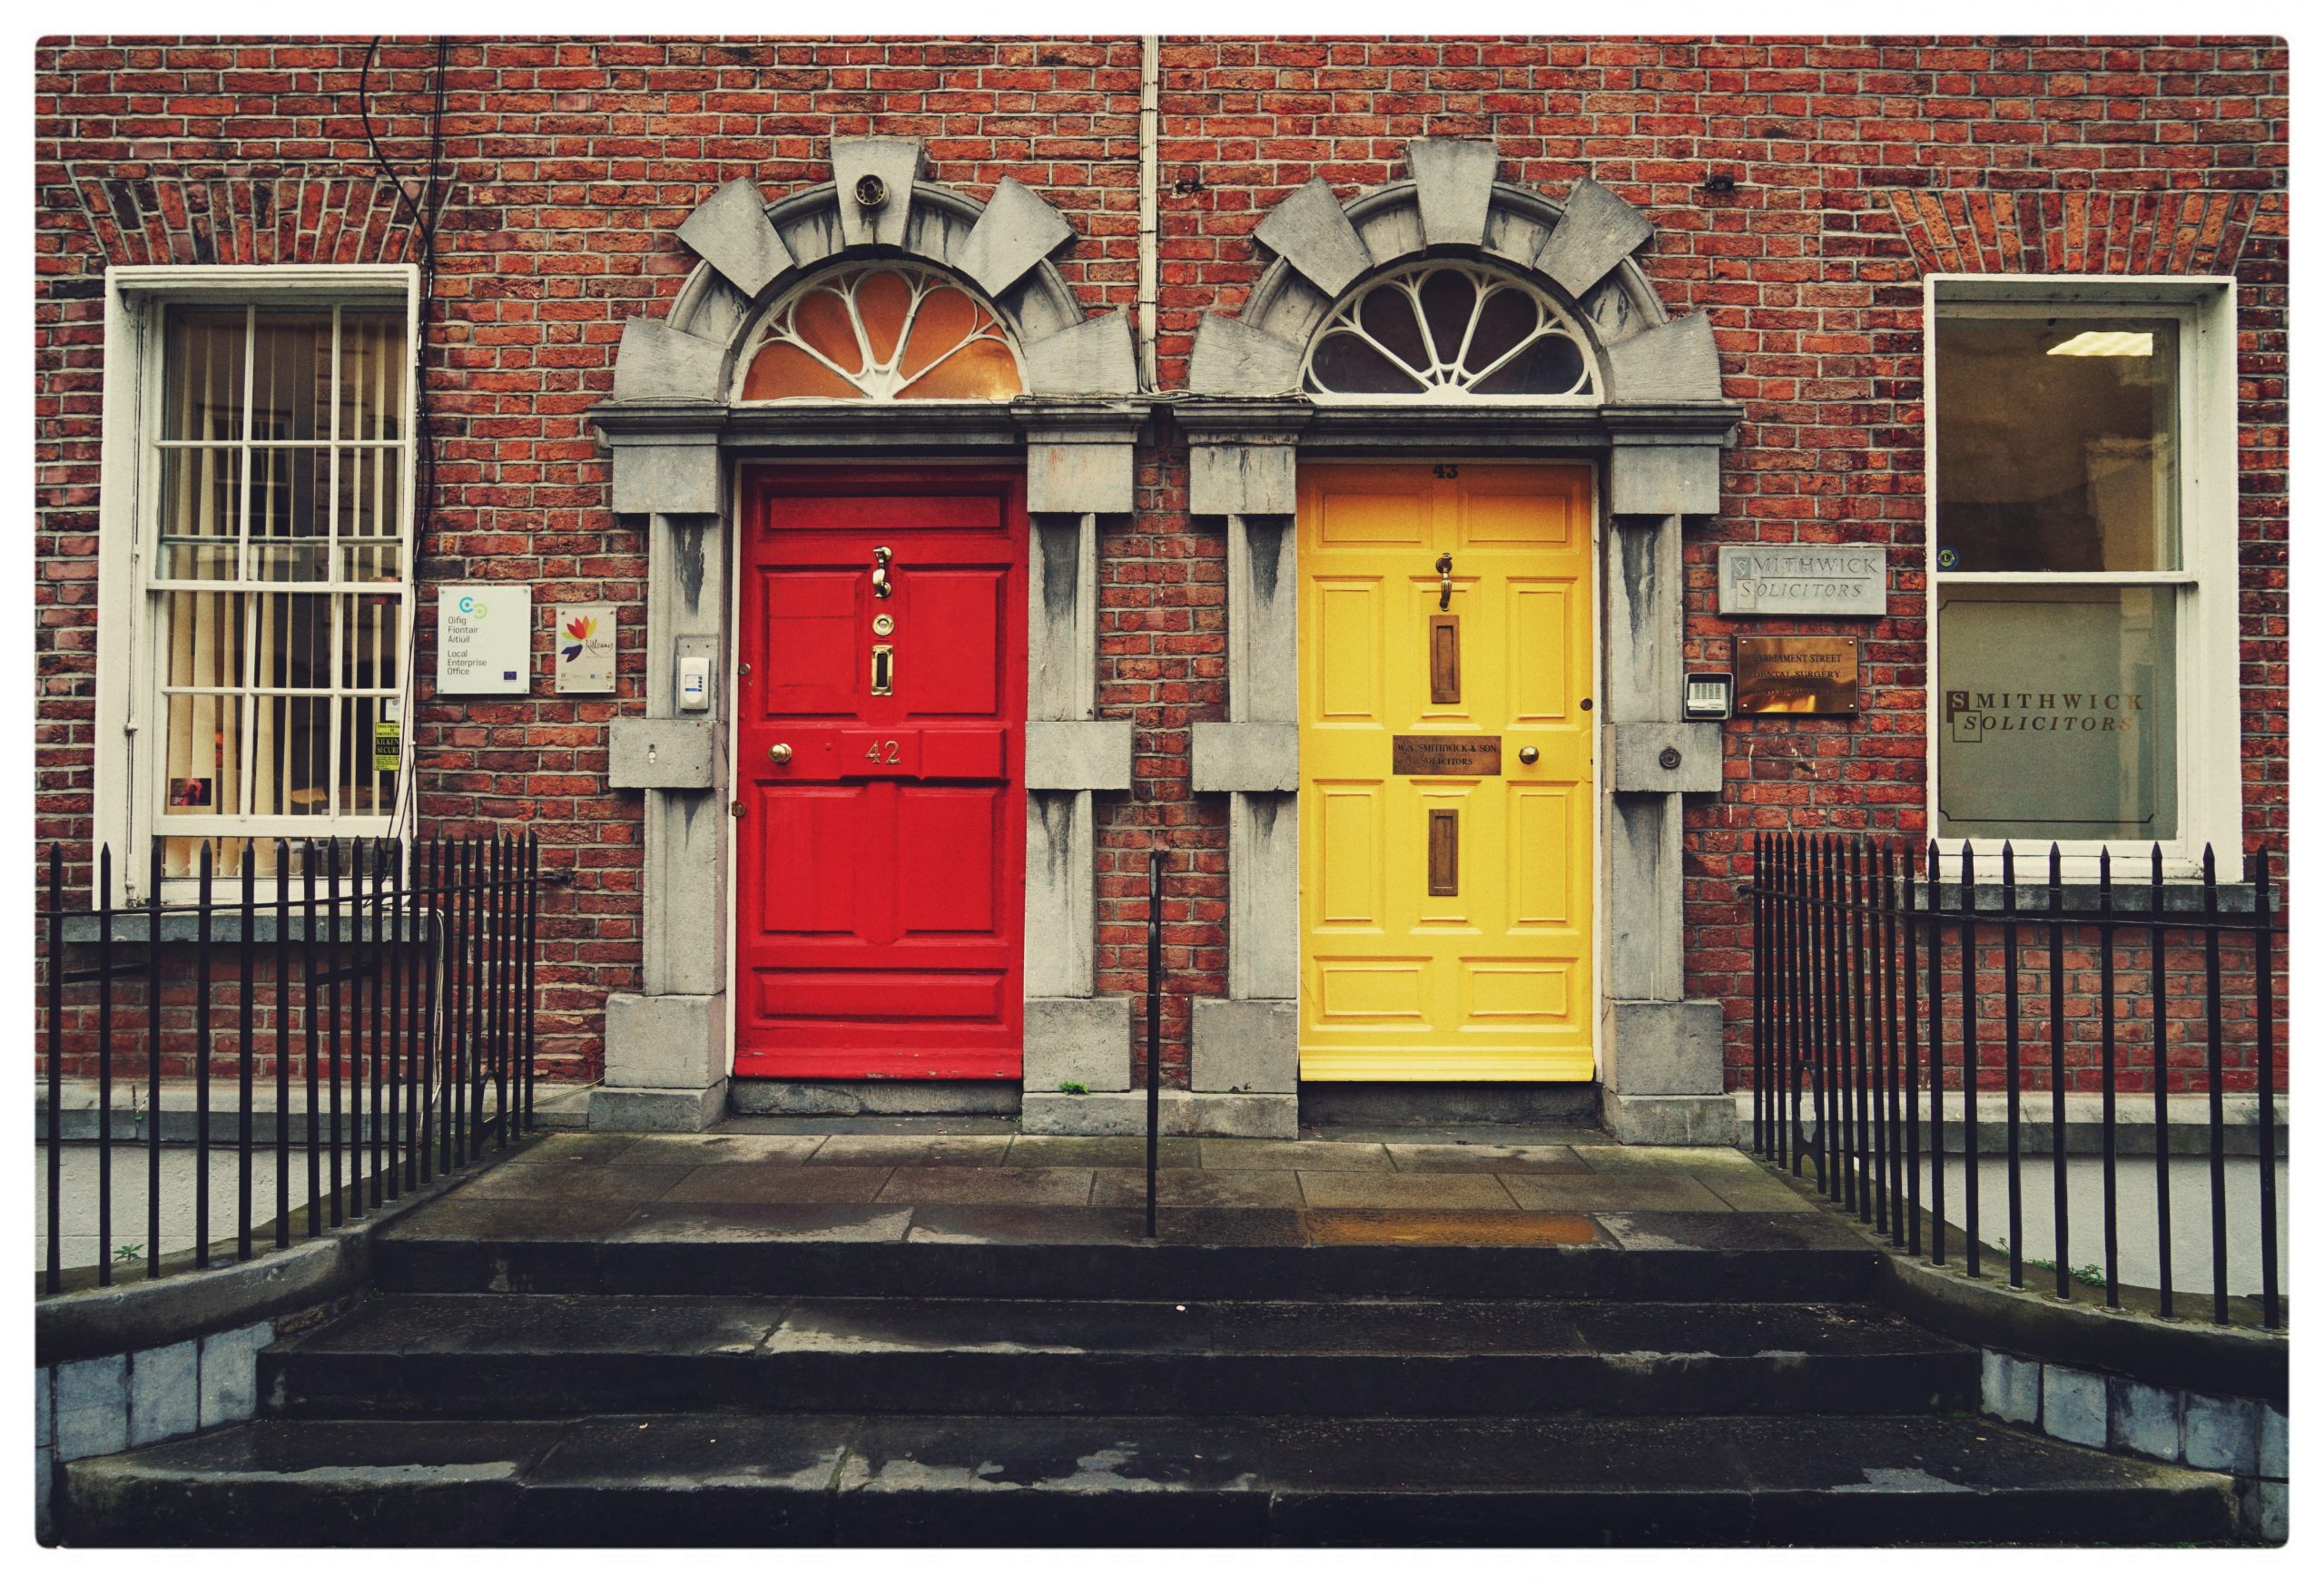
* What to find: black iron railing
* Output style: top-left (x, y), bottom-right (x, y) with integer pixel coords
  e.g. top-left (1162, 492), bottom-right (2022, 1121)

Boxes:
top-left (39, 832), bottom-right (539, 1296)
top-left (1751, 835), bottom-right (2285, 1331)
top-left (1145, 846), bottom-right (1163, 1238)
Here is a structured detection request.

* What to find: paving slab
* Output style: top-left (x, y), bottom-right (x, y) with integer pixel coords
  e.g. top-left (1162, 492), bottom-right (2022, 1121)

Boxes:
top-left (715, 1115), bottom-right (1020, 1136)
top-left (1294, 1209), bottom-right (1605, 1248)
top-left (510, 1134), bottom-right (637, 1166)
top-left (1003, 1136), bottom-right (1202, 1169)
top-left (1595, 1212), bottom-right (1865, 1253)
top-left (448, 1163), bottom-right (691, 1203)
top-left (1382, 1143), bottom-right (1590, 1174)
top-left (768, 1297), bottom-right (1216, 1356)
top-left (1199, 1139), bottom-right (1392, 1172)
top-left (379, 1195), bottom-right (646, 1243)
top-left (516, 1412), bottom-right (851, 1544)
top-left (903, 1205), bottom-right (1150, 1245)
top-left (805, 1136), bottom-right (1013, 1166)
top-left (1501, 1175), bottom-right (1730, 1214)
top-left (1295, 1173), bottom-right (1520, 1211)
top-left (1090, 1168), bottom-right (1302, 1209)
top-left (611, 1202), bottom-right (915, 1245)
top-left (600, 1134), bottom-right (825, 1166)
top-left (661, 1165), bottom-right (898, 1204)
top-left (877, 1166), bottom-right (1095, 1205)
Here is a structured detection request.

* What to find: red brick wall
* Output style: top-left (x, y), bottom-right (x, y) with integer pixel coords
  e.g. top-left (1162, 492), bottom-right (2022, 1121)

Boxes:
top-left (34, 37), bottom-right (2290, 1093)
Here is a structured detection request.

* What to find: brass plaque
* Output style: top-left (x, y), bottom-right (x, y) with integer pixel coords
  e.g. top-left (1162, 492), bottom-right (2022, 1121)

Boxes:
top-left (1427, 809), bottom-right (1459, 896)
top-left (1393, 734), bottom-right (1502, 775)
top-left (1734, 636), bottom-right (1860, 714)
top-left (1428, 614), bottom-right (1461, 704)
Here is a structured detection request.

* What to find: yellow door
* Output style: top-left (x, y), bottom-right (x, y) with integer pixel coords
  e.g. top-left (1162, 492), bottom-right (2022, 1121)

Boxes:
top-left (1298, 463), bottom-right (1595, 1080)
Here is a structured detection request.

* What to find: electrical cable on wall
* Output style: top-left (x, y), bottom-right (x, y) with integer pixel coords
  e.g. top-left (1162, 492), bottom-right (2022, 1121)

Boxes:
top-left (354, 35), bottom-right (453, 846)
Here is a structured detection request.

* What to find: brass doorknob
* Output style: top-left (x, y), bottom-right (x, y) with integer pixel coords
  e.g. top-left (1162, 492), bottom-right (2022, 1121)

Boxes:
top-left (1518, 744), bottom-right (1541, 765)
top-left (768, 743), bottom-right (793, 766)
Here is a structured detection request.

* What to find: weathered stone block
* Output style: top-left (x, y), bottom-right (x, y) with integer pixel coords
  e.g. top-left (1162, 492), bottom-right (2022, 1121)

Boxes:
top-left (1604, 312), bottom-right (1725, 404)
top-left (2042, 1365), bottom-right (2109, 1448)
top-left (2258, 1402), bottom-right (2286, 1480)
top-left (1607, 439), bottom-right (1721, 517)
top-left (2108, 1377), bottom-right (2183, 1462)
top-left (36, 1366), bottom-right (54, 1448)
top-left (1020, 1087), bottom-right (1298, 1139)
top-left (1191, 722), bottom-right (1297, 792)
top-left (2184, 1392), bottom-right (2261, 1474)
top-left (955, 177), bottom-right (1074, 299)
top-left (586, 1082), bottom-right (729, 1133)
top-left (609, 319), bottom-right (725, 403)
top-left (602, 992), bottom-right (725, 1093)
top-left (607, 716), bottom-right (718, 791)
top-left (1228, 792), bottom-right (1298, 1002)
top-left (1022, 311), bottom-right (1138, 397)
top-left (832, 136), bottom-right (921, 249)
top-left (1536, 176), bottom-right (1654, 301)
top-left (1190, 998), bottom-right (1297, 1093)
top-left (128, 1341), bottom-right (199, 1447)
top-left (198, 1322), bottom-right (273, 1429)
top-left (1982, 1350), bottom-right (2041, 1425)
top-left (1404, 138), bottom-right (1497, 247)
top-left (1189, 443), bottom-right (1298, 517)
top-left (1026, 438), bottom-right (1135, 514)
top-left (1254, 176), bottom-right (1371, 298)
top-left (1610, 722), bottom-right (1723, 795)
top-left (608, 438), bottom-right (722, 517)
top-left (1022, 996), bottom-right (1132, 1093)
top-left (675, 177), bottom-right (794, 300)
top-left (1600, 1091), bottom-right (1733, 1146)
top-left (1600, 999), bottom-right (1724, 1096)
top-left (53, 1355), bottom-right (129, 1462)
top-left (1187, 315), bottom-right (1304, 397)
top-left (1025, 719), bottom-right (1132, 791)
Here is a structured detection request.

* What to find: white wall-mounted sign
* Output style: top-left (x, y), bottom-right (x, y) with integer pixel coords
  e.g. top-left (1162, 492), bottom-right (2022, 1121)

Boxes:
top-left (554, 604), bottom-right (617, 694)
top-left (436, 585), bottom-right (531, 694)
top-left (1718, 546), bottom-right (1888, 616)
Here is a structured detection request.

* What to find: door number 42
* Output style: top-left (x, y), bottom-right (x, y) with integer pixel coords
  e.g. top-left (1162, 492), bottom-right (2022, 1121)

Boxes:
top-left (863, 739), bottom-right (902, 765)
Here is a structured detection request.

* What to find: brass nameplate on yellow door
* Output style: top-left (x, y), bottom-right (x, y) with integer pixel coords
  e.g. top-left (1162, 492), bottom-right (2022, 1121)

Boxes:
top-left (1427, 809), bottom-right (1459, 896)
top-left (1393, 734), bottom-right (1502, 776)
top-left (1429, 615), bottom-right (1461, 703)
top-left (1734, 635), bottom-right (1859, 714)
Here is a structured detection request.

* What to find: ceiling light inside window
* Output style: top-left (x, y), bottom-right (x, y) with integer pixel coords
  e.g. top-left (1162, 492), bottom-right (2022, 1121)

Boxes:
top-left (2047, 330), bottom-right (2155, 358)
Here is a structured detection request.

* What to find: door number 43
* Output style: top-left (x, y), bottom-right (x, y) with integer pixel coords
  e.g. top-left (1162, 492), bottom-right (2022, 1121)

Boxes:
top-left (863, 739), bottom-right (902, 764)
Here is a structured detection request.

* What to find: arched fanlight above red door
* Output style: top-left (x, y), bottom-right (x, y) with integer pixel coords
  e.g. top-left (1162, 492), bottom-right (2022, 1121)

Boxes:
top-left (739, 262), bottom-right (1025, 402)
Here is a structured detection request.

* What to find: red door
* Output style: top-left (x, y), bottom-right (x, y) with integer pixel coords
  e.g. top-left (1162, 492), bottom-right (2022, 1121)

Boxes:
top-left (735, 468), bottom-right (1027, 1079)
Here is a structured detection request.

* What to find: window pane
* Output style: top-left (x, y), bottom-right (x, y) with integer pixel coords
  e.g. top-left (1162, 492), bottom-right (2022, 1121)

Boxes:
top-left (254, 592), bottom-right (334, 690)
top-left (1936, 585), bottom-right (2178, 842)
top-left (158, 448), bottom-right (243, 580)
top-left (248, 311), bottom-right (330, 442)
top-left (162, 309), bottom-right (247, 443)
top-left (338, 311), bottom-right (406, 442)
top-left (248, 446), bottom-right (331, 581)
top-left (337, 445), bottom-right (401, 579)
top-left (1935, 315), bottom-right (2181, 572)
top-left (341, 593), bottom-right (402, 691)
top-left (337, 694), bottom-right (399, 819)
top-left (162, 693), bottom-right (244, 817)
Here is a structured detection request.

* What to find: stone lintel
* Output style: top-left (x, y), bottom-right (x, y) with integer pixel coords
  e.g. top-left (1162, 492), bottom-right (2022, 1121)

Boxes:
top-left (675, 178), bottom-right (795, 301)
top-left (607, 716), bottom-right (720, 790)
top-left (1022, 996), bottom-right (1133, 1093)
top-left (1600, 998), bottom-right (1726, 1097)
top-left (1022, 310), bottom-right (1140, 397)
top-left (1025, 719), bottom-right (1133, 791)
top-left (1191, 721), bottom-right (1298, 792)
top-left (832, 136), bottom-right (922, 249)
top-left (1609, 721), bottom-right (1723, 795)
top-left (1187, 315), bottom-right (1305, 397)
top-left (610, 319), bottom-right (726, 404)
top-left (1253, 176), bottom-right (1373, 299)
top-left (954, 176), bottom-right (1075, 300)
top-left (1190, 997), bottom-right (1297, 1094)
top-left (1404, 138), bottom-right (1499, 247)
top-left (1535, 176), bottom-right (1655, 302)
top-left (1189, 440), bottom-right (1299, 517)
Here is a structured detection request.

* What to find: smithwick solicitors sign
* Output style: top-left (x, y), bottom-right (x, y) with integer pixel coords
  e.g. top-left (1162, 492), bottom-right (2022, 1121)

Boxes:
top-left (1718, 546), bottom-right (1887, 616)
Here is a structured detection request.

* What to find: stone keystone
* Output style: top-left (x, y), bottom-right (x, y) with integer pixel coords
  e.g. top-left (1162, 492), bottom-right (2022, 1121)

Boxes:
top-left (1255, 177), bottom-right (1372, 299)
top-left (955, 178), bottom-right (1075, 300)
top-left (675, 178), bottom-right (795, 301)
top-left (832, 137), bottom-right (923, 250)
top-left (1536, 177), bottom-right (1655, 302)
top-left (1404, 139), bottom-right (1499, 248)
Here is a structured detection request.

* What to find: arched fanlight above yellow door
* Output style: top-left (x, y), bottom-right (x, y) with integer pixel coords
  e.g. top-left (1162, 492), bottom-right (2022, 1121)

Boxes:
top-left (739, 262), bottom-right (1025, 402)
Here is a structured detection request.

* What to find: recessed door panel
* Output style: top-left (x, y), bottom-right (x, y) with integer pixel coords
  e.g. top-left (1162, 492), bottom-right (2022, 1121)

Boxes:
top-left (1298, 463), bottom-right (1596, 1081)
top-left (735, 471), bottom-right (1027, 1080)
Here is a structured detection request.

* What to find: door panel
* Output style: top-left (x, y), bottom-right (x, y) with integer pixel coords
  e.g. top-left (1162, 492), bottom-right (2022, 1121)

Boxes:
top-left (1298, 463), bottom-right (1596, 1080)
top-left (735, 471), bottom-right (1027, 1079)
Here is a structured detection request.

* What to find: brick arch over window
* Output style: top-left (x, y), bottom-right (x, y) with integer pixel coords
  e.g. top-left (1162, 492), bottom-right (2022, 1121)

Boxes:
top-left (608, 138), bottom-right (1137, 408)
top-left (1187, 139), bottom-right (1723, 408)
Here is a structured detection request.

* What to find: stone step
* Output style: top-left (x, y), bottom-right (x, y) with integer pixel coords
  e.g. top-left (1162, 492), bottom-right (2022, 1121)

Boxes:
top-left (375, 1202), bottom-right (1880, 1302)
top-left (262, 1294), bottom-right (1980, 1420)
top-left (56, 1411), bottom-right (2236, 1547)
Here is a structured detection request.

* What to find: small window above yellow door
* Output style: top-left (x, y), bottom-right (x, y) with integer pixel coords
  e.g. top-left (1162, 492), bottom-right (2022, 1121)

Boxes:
top-left (739, 263), bottom-right (1025, 402)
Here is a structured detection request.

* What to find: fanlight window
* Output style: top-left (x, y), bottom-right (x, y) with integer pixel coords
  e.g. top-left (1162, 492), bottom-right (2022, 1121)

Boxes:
top-left (741, 263), bottom-right (1023, 402)
top-left (1305, 261), bottom-right (1597, 401)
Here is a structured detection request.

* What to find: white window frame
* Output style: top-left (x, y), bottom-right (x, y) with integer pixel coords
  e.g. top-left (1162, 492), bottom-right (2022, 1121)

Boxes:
top-left (1924, 273), bottom-right (2241, 883)
top-left (93, 264), bottom-right (421, 906)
